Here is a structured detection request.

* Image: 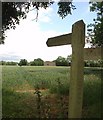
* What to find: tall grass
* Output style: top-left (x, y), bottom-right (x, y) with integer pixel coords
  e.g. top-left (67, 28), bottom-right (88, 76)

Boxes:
top-left (2, 66), bottom-right (102, 118)
top-left (83, 67), bottom-right (102, 118)
top-left (3, 66), bottom-right (70, 91)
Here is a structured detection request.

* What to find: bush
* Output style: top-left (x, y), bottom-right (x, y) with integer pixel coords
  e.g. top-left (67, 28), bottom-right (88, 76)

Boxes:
top-left (55, 56), bottom-right (69, 66)
top-left (84, 60), bottom-right (103, 67)
top-left (18, 59), bottom-right (28, 66)
top-left (29, 58), bottom-right (44, 66)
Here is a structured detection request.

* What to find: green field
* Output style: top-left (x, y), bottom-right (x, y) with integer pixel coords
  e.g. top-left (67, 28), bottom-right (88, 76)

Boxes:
top-left (2, 66), bottom-right (102, 118)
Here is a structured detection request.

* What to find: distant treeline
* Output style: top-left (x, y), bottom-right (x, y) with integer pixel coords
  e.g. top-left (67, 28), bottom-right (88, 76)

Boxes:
top-left (0, 55), bottom-right (103, 67)
top-left (0, 61), bottom-right (18, 66)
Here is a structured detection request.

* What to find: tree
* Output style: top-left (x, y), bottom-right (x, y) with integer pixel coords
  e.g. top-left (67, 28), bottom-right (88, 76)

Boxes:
top-left (0, 61), bottom-right (6, 65)
top-left (29, 61), bottom-right (35, 66)
top-left (18, 59), bottom-right (28, 66)
top-left (6, 61), bottom-right (17, 66)
top-left (1, 1), bottom-right (75, 44)
top-left (87, 1), bottom-right (103, 47)
top-left (55, 56), bottom-right (68, 66)
top-left (67, 55), bottom-right (72, 66)
top-left (33, 58), bottom-right (44, 66)
top-left (29, 58), bottom-right (44, 66)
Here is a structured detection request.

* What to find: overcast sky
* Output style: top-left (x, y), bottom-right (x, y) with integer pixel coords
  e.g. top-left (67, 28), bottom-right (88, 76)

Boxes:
top-left (0, 2), bottom-right (96, 62)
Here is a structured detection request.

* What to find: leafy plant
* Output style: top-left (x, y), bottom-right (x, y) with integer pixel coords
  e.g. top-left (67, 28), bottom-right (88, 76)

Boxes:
top-left (34, 85), bottom-right (42, 118)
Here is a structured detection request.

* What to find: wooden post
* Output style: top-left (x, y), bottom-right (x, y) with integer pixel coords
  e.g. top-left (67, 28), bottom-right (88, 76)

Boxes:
top-left (68, 20), bottom-right (85, 118)
top-left (46, 20), bottom-right (103, 118)
top-left (46, 20), bottom-right (102, 118)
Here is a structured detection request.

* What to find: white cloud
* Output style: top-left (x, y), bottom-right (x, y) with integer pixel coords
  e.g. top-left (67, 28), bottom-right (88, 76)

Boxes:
top-left (0, 53), bottom-right (20, 62)
top-left (28, 7), bottom-right (54, 23)
top-left (38, 7), bottom-right (53, 23)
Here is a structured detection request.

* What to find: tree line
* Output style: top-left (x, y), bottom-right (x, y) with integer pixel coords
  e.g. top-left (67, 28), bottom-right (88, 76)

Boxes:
top-left (0, 56), bottom-right (71, 66)
top-left (0, 55), bottom-right (103, 67)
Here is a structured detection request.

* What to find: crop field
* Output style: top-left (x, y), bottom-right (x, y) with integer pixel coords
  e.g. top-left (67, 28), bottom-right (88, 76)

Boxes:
top-left (2, 66), bottom-right (102, 118)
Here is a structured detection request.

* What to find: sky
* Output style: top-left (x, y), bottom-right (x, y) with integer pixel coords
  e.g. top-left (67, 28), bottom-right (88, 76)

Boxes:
top-left (0, 2), bottom-right (97, 62)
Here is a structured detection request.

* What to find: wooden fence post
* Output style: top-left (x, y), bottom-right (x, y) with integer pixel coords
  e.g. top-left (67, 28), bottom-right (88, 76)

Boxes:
top-left (68, 20), bottom-right (85, 118)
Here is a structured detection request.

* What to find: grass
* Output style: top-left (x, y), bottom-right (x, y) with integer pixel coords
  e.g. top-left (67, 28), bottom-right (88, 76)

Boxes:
top-left (2, 66), bottom-right (102, 118)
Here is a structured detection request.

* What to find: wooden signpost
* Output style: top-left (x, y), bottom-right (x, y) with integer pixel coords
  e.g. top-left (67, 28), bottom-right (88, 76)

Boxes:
top-left (46, 20), bottom-right (102, 118)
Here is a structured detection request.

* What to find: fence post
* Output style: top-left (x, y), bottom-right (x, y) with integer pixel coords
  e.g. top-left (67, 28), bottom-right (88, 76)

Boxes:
top-left (68, 20), bottom-right (85, 118)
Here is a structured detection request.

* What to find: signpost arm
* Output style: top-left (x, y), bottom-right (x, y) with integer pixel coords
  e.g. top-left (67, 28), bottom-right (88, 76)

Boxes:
top-left (46, 33), bottom-right (72, 47)
top-left (68, 20), bottom-right (85, 118)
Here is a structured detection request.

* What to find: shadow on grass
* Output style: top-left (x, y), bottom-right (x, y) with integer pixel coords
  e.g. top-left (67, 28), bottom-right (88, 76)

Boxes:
top-left (82, 78), bottom-right (102, 118)
top-left (2, 88), bottom-right (37, 118)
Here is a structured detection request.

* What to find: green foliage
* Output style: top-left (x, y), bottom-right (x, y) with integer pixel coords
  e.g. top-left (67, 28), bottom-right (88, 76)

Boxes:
top-left (57, 1), bottom-right (76, 19)
top-left (18, 59), bottom-right (28, 66)
top-left (1, 2), bottom-right (29, 43)
top-left (34, 58), bottom-right (44, 66)
top-left (84, 60), bottom-right (103, 67)
top-left (34, 85), bottom-right (42, 118)
top-left (87, 2), bottom-right (103, 46)
top-left (0, 61), bottom-right (6, 65)
top-left (55, 56), bottom-right (69, 66)
top-left (67, 55), bottom-right (72, 66)
top-left (6, 61), bottom-right (17, 65)
top-left (2, 2), bottom-right (28, 30)
top-left (29, 58), bottom-right (44, 66)
top-left (0, 60), bottom-right (18, 65)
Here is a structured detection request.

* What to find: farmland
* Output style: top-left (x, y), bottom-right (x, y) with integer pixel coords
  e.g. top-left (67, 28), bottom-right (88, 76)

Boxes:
top-left (2, 66), bottom-right (102, 118)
